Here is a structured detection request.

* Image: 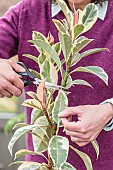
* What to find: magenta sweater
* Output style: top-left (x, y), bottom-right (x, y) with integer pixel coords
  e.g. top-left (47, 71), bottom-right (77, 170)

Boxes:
top-left (0, 0), bottom-right (113, 169)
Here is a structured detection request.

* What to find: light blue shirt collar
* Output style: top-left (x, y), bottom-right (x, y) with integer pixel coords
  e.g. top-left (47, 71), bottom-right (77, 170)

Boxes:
top-left (52, 1), bottom-right (108, 20)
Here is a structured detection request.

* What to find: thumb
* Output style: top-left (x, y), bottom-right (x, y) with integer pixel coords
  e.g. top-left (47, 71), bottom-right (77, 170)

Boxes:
top-left (58, 107), bottom-right (78, 118)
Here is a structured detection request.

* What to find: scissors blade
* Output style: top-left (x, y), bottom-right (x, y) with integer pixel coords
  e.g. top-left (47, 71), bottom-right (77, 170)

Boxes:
top-left (33, 78), bottom-right (65, 90)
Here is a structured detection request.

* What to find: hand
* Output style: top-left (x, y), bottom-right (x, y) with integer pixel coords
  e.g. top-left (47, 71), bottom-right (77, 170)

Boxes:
top-left (59, 103), bottom-right (113, 147)
top-left (0, 59), bottom-right (25, 98)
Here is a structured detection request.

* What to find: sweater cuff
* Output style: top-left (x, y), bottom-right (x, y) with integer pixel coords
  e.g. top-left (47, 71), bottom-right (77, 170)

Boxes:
top-left (100, 98), bottom-right (113, 131)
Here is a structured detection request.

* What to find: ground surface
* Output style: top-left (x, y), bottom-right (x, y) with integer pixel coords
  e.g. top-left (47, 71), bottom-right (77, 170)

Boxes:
top-left (0, 0), bottom-right (20, 16)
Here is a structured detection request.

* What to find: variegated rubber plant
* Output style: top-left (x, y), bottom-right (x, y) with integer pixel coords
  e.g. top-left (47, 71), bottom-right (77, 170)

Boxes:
top-left (8, 0), bottom-right (108, 169)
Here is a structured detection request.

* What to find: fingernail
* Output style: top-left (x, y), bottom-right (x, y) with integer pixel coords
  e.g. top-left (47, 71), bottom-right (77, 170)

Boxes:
top-left (58, 111), bottom-right (63, 117)
top-left (19, 66), bottom-right (26, 72)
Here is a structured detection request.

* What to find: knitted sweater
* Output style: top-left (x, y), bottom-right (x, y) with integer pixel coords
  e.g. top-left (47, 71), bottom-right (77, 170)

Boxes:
top-left (0, 0), bottom-right (113, 169)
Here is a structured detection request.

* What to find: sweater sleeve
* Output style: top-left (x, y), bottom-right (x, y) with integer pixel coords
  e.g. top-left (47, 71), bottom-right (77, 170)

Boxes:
top-left (0, 1), bottom-right (22, 59)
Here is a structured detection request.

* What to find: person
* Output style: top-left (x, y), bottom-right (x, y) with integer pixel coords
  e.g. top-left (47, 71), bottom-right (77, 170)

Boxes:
top-left (0, 0), bottom-right (113, 169)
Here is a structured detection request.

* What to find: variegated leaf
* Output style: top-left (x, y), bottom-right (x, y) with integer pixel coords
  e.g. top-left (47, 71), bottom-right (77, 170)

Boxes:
top-left (71, 48), bottom-right (109, 66)
top-left (53, 19), bottom-right (66, 33)
top-left (71, 66), bottom-right (108, 85)
top-left (73, 39), bottom-right (93, 55)
top-left (68, 79), bottom-right (93, 88)
top-left (40, 60), bottom-right (58, 85)
top-left (72, 24), bottom-right (84, 40)
top-left (32, 31), bottom-right (48, 53)
top-left (32, 116), bottom-right (50, 152)
top-left (9, 161), bottom-right (29, 166)
top-left (23, 54), bottom-right (38, 63)
top-left (48, 136), bottom-right (69, 169)
top-left (70, 145), bottom-right (93, 170)
top-left (78, 3), bottom-right (98, 32)
top-left (18, 162), bottom-right (40, 170)
top-left (31, 108), bottom-right (43, 124)
top-left (14, 149), bottom-right (47, 161)
top-left (8, 124), bottom-right (43, 156)
top-left (22, 99), bottom-right (42, 110)
top-left (38, 53), bottom-right (46, 68)
top-left (29, 40), bottom-right (61, 69)
top-left (53, 42), bottom-right (61, 56)
top-left (52, 90), bottom-right (68, 126)
top-left (14, 149), bottom-right (38, 160)
top-left (65, 75), bottom-right (73, 89)
top-left (91, 140), bottom-right (99, 159)
top-left (61, 162), bottom-right (77, 170)
top-left (30, 69), bottom-right (41, 79)
top-left (26, 91), bottom-right (39, 100)
top-left (59, 32), bottom-right (72, 62)
top-left (56, 0), bottom-right (73, 29)
top-left (32, 31), bottom-right (47, 41)
top-left (13, 123), bottom-right (28, 130)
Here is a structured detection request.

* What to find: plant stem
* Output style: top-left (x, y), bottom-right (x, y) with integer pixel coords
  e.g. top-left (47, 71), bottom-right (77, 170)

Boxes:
top-left (47, 57), bottom-right (72, 169)
top-left (43, 107), bottom-right (53, 126)
top-left (61, 57), bottom-right (72, 87)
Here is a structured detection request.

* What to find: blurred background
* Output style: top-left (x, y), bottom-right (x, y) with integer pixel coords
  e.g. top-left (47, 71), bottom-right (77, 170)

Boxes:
top-left (0, 1), bottom-right (26, 170)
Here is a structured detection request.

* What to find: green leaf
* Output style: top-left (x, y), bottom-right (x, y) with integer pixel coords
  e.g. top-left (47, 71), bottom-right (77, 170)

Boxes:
top-left (40, 60), bottom-right (58, 85)
top-left (69, 79), bottom-right (93, 88)
top-left (32, 116), bottom-right (50, 152)
top-left (14, 149), bottom-right (38, 160)
top-left (14, 149), bottom-right (47, 161)
top-left (31, 108), bottom-right (43, 124)
top-left (59, 32), bottom-right (72, 62)
top-left (48, 135), bottom-right (69, 169)
top-left (73, 38), bottom-right (93, 55)
top-left (29, 40), bottom-right (61, 69)
top-left (79, 48), bottom-right (109, 61)
top-left (9, 161), bottom-right (28, 166)
top-left (13, 123), bottom-right (28, 130)
top-left (91, 140), bottom-right (99, 159)
top-left (30, 69), bottom-right (41, 79)
top-left (71, 66), bottom-right (108, 85)
top-left (32, 31), bottom-right (47, 41)
top-left (72, 24), bottom-right (84, 40)
top-left (78, 3), bottom-right (98, 32)
top-left (53, 42), bottom-right (61, 56)
top-left (32, 31), bottom-right (48, 53)
top-left (70, 145), bottom-right (93, 170)
top-left (8, 124), bottom-right (44, 156)
top-left (22, 99), bottom-right (42, 110)
top-left (38, 53), bottom-right (46, 67)
top-left (65, 75), bottom-right (73, 89)
top-left (71, 48), bottom-right (109, 67)
top-left (56, 0), bottom-right (73, 28)
top-left (18, 162), bottom-right (40, 170)
top-left (52, 19), bottom-right (66, 33)
top-left (23, 54), bottom-right (38, 63)
top-left (61, 162), bottom-right (77, 170)
top-left (52, 90), bottom-right (68, 126)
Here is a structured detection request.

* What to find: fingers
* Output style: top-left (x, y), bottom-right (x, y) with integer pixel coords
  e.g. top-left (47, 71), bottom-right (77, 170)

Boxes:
top-left (0, 59), bottom-right (25, 98)
top-left (61, 118), bottom-right (83, 132)
top-left (0, 76), bottom-right (23, 97)
top-left (8, 59), bottom-right (25, 73)
top-left (59, 106), bottom-right (80, 118)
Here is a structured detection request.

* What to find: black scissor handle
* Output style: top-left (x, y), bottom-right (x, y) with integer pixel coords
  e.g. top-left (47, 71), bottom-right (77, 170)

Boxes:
top-left (20, 78), bottom-right (34, 86)
top-left (17, 62), bottom-right (35, 79)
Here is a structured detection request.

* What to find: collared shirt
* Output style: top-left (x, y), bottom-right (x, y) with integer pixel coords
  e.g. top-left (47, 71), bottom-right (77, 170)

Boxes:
top-left (52, 0), bottom-right (108, 20)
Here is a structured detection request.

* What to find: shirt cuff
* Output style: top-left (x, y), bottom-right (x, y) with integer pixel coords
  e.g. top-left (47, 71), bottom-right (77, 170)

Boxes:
top-left (100, 98), bottom-right (113, 131)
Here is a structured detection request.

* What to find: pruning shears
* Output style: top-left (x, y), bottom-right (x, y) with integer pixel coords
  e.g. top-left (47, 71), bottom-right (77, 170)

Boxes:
top-left (17, 62), bottom-right (64, 90)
